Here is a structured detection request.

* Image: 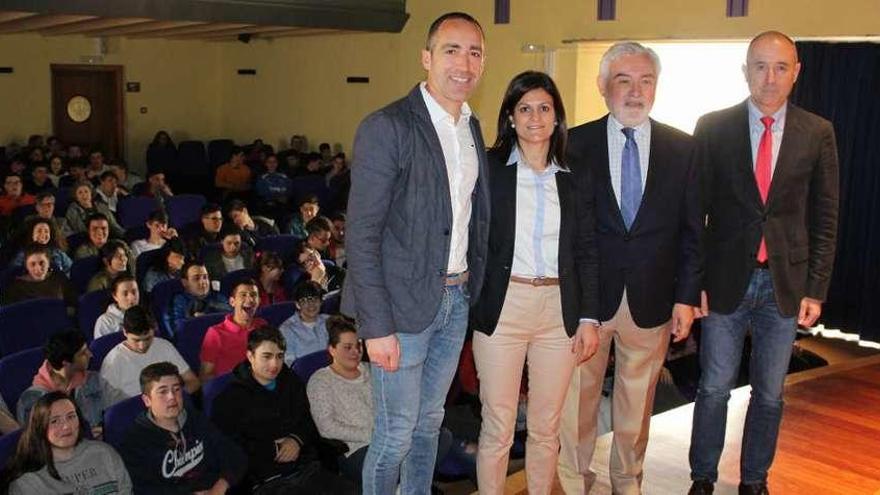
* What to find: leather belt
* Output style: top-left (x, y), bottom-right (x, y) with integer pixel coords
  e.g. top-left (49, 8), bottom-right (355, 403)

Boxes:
top-left (510, 275), bottom-right (560, 286)
top-left (445, 271), bottom-right (469, 286)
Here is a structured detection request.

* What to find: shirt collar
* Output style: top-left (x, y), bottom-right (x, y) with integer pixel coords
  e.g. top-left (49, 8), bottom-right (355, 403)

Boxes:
top-left (747, 98), bottom-right (787, 131)
top-left (506, 145), bottom-right (569, 173)
top-left (420, 82), bottom-right (472, 125)
top-left (607, 114), bottom-right (651, 136)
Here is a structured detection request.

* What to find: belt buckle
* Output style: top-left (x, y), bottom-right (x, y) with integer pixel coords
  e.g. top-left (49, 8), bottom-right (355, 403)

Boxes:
top-left (532, 276), bottom-right (545, 287)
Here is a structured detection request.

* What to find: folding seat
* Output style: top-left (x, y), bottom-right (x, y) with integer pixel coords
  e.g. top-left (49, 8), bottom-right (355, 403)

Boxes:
top-left (174, 313), bottom-right (226, 372)
top-left (291, 350), bottom-right (331, 383)
top-left (202, 372), bottom-right (232, 418)
top-left (135, 248), bottom-right (164, 290)
top-left (290, 175), bottom-right (331, 208)
top-left (255, 234), bottom-right (303, 260)
top-left (116, 196), bottom-right (159, 229)
top-left (0, 429), bottom-right (22, 469)
top-left (146, 145), bottom-right (177, 175)
top-left (165, 194), bottom-right (206, 230)
top-left (219, 268), bottom-right (256, 297)
top-left (70, 255), bottom-right (102, 294)
top-left (0, 299), bottom-right (71, 356)
top-left (77, 289), bottom-right (111, 344)
top-left (149, 279), bottom-right (184, 338)
top-left (255, 302), bottom-right (296, 327)
top-left (207, 139), bottom-right (235, 171)
top-left (0, 347), bottom-right (43, 410)
top-left (103, 395), bottom-right (144, 449)
top-left (88, 332), bottom-right (125, 371)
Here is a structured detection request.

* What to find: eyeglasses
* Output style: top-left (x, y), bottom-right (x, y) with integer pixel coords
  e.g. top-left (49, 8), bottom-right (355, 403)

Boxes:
top-left (297, 296), bottom-right (321, 304)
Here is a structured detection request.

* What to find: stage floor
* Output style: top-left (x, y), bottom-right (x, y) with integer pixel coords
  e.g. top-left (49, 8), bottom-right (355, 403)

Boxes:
top-left (500, 354), bottom-right (880, 494)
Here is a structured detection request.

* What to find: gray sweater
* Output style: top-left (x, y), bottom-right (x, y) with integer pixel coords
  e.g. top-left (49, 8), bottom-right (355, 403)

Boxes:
top-left (9, 439), bottom-right (132, 494)
top-left (306, 363), bottom-right (373, 456)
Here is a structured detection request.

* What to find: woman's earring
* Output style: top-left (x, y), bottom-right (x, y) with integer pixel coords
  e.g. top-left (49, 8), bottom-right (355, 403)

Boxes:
top-left (510, 122), bottom-right (516, 128)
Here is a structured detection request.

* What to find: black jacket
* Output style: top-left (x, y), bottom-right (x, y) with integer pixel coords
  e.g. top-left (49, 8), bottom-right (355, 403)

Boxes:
top-left (471, 147), bottom-right (599, 337)
top-left (118, 406), bottom-right (247, 495)
top-left (567, 116), bottom-right (702, 327)
top-left (211, 361), bottom-right (320, 486)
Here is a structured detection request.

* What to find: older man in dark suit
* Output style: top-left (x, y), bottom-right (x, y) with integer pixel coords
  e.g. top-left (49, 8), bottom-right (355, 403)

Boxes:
top-left (341, 11), bottom-right (490, 495)
top-left (558, 41), bottom-right (702, 495)
top-left (688, 31), bottom-right (839, 495)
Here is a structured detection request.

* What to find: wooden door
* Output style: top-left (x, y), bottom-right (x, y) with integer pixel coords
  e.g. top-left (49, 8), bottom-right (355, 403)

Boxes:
top-left (51, 64), bottom-right (124, 160)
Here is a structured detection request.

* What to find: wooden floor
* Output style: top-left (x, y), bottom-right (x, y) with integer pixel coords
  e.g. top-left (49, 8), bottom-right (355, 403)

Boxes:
top-left (499, 354), bottom-right (880, 495)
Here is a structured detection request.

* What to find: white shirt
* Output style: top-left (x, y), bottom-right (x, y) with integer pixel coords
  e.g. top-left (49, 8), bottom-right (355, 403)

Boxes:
top-left (419, 82), bottom-right (479, 274)
top-left (747, 99), bottom-right (787, 176)
top-left (94, 304), bottom-right (124, 340)
top-left (100, 338), bottom-right (191, 405)
top-left (507, 147), bottom-right (567, 278)
top-left (606, 115), bottom-right (652, 207)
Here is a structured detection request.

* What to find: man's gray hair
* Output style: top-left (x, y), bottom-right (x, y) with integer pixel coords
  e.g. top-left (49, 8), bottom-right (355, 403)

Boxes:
top-left (598, 42), bottom-right (661, 83)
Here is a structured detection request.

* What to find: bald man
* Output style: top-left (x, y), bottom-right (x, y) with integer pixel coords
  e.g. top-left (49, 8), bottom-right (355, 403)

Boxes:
top-left (687, 31), bottom-right (839, 495)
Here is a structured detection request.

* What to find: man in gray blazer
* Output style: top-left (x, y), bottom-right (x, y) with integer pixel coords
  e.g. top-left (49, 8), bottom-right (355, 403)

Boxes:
top-left (341, 12), bottom-right (490, 495)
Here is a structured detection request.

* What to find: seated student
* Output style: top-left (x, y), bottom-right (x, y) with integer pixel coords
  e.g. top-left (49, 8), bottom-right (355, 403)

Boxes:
top-left (180, 203), bottom-right (223, 258)
top-left (164, 261), bottom-right (230, 338)
top-left (47, 154), bottom-right (68, 188)
top-left (0, 173), bottom-right (36, 217)
top-left (142, 238), bottom-right (186, 293)
top-left (306, 316), bottom-right (371, 483)
top-left (137, 170), bottom-right (174, 207)
top-left (199, 278), bottom-right (267, 381)
top-left (16, 331), bottom-right (104, 435)
top-left (304, 215), bottom-right (333, 258)
top-left (108, 159), bottom-right (142, 193)
top-left (93, 274), bottom-right (140, 339)
top-left (3, 392), bottom-right (131, 495)
top-left (279, 281), bottom-right (329, 364)
top-left (255, 251), bottom-right (288, 308)
top-left (254, 153), bottom-right (292, 209)
top-left (74, 212), bottom-right (121, 260)
top-left (65, 181), bottom-right (124, 238)
top-left (86, 239), bottom-right (132, 292)
top-left (293, 241), bottom-right (345, 293)
top-left (58, 161), bottom-right (86, 190)
top-left (100, 307), bottom-right (199, 407)
top-left (284, 194), bottom-right (319, 239)
top-left (118, 362), bottom-right (246, 494)
top-left (11, 217), bottom-right (73, 276)
top-left (226, 199), bottom-right (278, 248)
top-left (214, 146), bottom-right (252, 197)
top-left (27, 191), bottom-right (72, 238)
top-left (0, 244), bottom-right (77, 310)
top-left (25, 163), bottom-right (55, 195)
top-left (204, 225), bottom-right (255, 283)
top-left (0, 393), bottom-right (21, 435)
top-left (211, 325), bottom-right (356, 494)
top-left (306, 318), bottom-right (476, 486)
top-left (85, 150), bottom-right (110, 183)
top-left (129, 209), bottom-right (178, 260)
top-left (94, 170), bottom-right (128, 213)
top-left (327, 212), bottom-right (346, 267)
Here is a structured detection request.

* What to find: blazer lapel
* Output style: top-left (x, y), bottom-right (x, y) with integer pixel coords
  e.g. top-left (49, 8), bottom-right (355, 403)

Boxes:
top-left (592, 116), bottom-right (627, 233)
top-left (766, 103), bottom-right (803, 209)
top-left (733, 101), bottom-right (764, 208)
top-left (409, 86), bottom-right (453, 219)
top-left (628, 120), bottom-right (662, 232)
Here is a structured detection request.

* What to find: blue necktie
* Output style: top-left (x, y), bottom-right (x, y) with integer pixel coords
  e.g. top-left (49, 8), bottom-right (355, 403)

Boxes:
top-left (620, 127), bottom-right (642, 230)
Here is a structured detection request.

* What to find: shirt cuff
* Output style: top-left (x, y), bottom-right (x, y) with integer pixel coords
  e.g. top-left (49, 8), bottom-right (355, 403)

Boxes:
top-left (578, 318), bottom-right (599, 325)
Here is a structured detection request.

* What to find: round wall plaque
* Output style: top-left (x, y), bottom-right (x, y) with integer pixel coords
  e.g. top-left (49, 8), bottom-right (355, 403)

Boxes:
top-left (67, 95), bottom-right (92, 123)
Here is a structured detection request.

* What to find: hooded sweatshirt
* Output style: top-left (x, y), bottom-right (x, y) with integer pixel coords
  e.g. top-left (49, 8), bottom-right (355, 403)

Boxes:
top-left (16, 361), bottom-right (104, 427)
top-left (210, 361), bottom-right (319, 486)
top-left (118, 405), bottom-right (246, 495)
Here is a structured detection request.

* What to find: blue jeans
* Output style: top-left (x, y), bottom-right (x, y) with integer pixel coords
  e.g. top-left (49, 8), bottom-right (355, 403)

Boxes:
top-left (362, 285), bottom-right (469, 494)
top-left (689, 269), bottom-right (797, 484)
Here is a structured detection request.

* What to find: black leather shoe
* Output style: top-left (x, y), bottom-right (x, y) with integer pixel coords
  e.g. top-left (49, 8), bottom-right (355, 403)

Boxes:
top-left (739, 482), bottom-right (769, 495)
top-left (688, 480), bottom-right (714, 494)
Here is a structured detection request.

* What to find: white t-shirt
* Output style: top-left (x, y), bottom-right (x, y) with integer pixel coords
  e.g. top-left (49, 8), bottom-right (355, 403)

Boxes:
top-left (100, 338), bottom-right (191, 406)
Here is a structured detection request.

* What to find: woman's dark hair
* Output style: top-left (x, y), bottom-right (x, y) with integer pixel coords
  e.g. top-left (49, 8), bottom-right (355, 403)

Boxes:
top-left (491, 70), bottom-right (568, 167)
top-left (327, 315), bottom-right (357, 347)
top-left (256, 250), bottom-right (284, 272)
top-left (150, 130), bottom-right (174, 149)
top-left (2, 392), bottom-right (87, 487)
top-left (152, 238), bottom-right (186, 274)
top-left (21, 217), bottom-right (67, 251)
top-left (99, 239), bottom-right (127, 266)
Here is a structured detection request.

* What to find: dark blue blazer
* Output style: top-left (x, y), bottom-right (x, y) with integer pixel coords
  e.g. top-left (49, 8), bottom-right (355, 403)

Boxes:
top-left (342, 85), bottom-right (490, 339)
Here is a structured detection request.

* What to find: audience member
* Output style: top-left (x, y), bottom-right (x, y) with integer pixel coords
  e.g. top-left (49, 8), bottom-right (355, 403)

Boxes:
top-left (255, 251), bottom-right (288, 307)
top-left (164, 261), bottom-right (231, 338)
top-left (86, 239), bottom-right (132, 292)
top-left (279, 281), bottom-right (329, 364)
top-left (94, 171), bottom-right (128, 213)
top-left (85, 150), bottom-right (109, 183)
top-left (93, 273), bottom-right (140, 339)
top-left (212, 325), bottom-right (356, 494)
top-left (29, 191), bottom-right (71, 238)
top-left (318, 142), bottom-right (333, 167)
top-left (285, 194), bottom-right (319, 238)
top-left (118, 362), bottom-right (246, 494)
top-left (100, 307), bottom-right (199, 407)
top-left (254, 153), bottom-right (292, 208)
top-left (25, 163), bottom-right (54, 195)
top-left (181, 203), bottom-right (223, 258)
top-left (141, 238), bottom-right (186, 292)
top-left (0, 173), bottom-right (35, 217)
top-left (3, 392), bottom-right (131, 495)
top-left (215, 146), bottom-right (252, 196)
top-left (65, 181), bottom-right (124, 238)
top-left (204, 226), bottom-right (255, 283)
top-left (140, 170), bottom-right (173, 206)
top-left (293, 241), bottom-right (344, 293)
top-left (199, 278), bottom-right (267, 380)
top-left (226, 199), bottom-right (278, 248)
top-left (46, 154), bottom-right (67, 187)
top-left (305, 216), bottom-right (333, 257)
top-left (108, 159), bottom-right (142, 192)
top-left (328, 212), bottom-right (346, 267)
top-left (149, 130), bottom-right (175, 150)
top-left (74, 213), bottom-right (116, 259)
top-left (0, 244), bottom-right (76, 309)
top-left (58, 161), bottom-right (86, 189)
top-left (10, 217), bottom-right (72, 275)
top-left (130, 209), bottom-right (178, 259)
top-left (16, 331), bottom-right (104, 433)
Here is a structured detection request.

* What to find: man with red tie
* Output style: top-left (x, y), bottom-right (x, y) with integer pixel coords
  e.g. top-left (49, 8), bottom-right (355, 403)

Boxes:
top-left (688, 31), bottom-right (839, 495)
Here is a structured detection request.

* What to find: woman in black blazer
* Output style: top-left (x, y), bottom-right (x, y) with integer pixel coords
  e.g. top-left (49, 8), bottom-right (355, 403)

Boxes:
top-left (470, 71), bottom-right (600, 494)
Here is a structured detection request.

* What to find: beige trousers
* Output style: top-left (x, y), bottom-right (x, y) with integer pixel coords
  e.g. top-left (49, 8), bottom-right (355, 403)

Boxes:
top-left (558, 291), bottom-right (670, 495)
top-left (473, 281), bottom-right (577, 495)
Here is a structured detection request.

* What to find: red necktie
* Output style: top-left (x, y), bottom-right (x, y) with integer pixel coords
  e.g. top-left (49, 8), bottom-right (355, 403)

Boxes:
top-left (755, 116), bottom-right (774, 263)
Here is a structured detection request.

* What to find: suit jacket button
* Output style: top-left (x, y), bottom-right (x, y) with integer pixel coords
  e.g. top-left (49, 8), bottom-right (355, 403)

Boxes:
top-left (444, 229), bottom-right (450, 236)
top-left (623, 234), bottom-right (631, 241)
